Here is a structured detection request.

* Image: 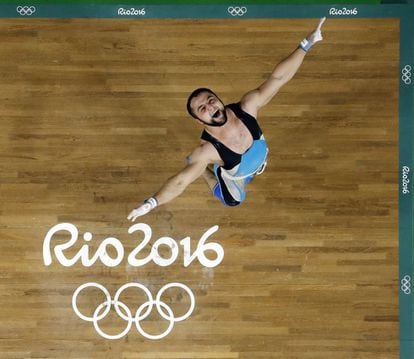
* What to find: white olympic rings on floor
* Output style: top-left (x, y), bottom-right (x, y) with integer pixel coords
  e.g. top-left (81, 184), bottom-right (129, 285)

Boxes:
top-left (72, 282), bottom-right (195, 340)
top-left (16, 6), bottom-right (36, 16)
top-left (401, 275), bottom-right (411, 295)
top-left (227, 6), bottom-right (247, 17)
top-left (401, 65), bottom-right (412, 85)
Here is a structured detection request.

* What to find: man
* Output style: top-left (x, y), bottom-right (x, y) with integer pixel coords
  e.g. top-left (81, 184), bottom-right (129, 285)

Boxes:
top-left (128, 17), bottom-right (326, 221)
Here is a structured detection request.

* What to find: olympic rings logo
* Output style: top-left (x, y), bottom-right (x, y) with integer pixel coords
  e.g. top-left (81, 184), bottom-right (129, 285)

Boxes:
top-left (72, 282), bottom-right (195, 340)
top-left (227, 6), bottom-right (247, 17)
top-left (401, 275), bottom-right (411, 295)
top-left (16, 6), bottom-right (36, 16)
top-left (402, 65), bottom-right (412, 85)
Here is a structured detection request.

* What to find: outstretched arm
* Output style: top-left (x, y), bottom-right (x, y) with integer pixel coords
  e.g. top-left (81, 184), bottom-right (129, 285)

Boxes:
top-left (153, 159), bottom-right (208, 206)
top-left (241, 17), bottom-right (326, 115)
top-left (127, 145), bottom-right (212, 221)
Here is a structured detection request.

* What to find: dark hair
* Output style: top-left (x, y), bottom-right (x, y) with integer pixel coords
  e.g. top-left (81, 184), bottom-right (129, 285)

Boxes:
top-left (186, 88), bottom-right (219, 119)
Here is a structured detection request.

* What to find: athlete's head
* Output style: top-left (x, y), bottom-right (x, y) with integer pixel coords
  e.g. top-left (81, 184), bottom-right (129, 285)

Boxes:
top-left (186, 88), bottom-right (228, 127)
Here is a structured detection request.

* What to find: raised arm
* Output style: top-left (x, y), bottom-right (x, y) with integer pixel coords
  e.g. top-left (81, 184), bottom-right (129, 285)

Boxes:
top-left (153, 157), bottom-right (208, 205)
top-left (241, 17), bottom-right (326, 116)
top-left (127, 144), bottom-right (213, 221)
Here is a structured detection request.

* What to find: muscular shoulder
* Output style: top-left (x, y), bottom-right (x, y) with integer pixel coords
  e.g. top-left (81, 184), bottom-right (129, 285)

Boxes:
top-left (187, 142), bottom-right (220, 165)
top-left (239, 90), bottom-right (260, 119)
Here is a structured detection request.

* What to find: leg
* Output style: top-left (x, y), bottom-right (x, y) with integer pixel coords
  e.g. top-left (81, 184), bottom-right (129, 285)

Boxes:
top-left (202, 168), bottom-right (217, 191)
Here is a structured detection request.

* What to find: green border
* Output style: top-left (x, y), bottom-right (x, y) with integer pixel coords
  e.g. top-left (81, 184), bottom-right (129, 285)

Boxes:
top-left (400, 11), bottom-right (414, 359)
top-left (0, 0), bottom-right (389, 5)
top-left (1, 4), bottom-right (411, 18)
top-left (1, 3), bottom-right (412, 358)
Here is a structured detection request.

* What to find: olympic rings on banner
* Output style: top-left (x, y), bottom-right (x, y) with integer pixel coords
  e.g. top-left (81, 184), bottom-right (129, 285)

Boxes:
top-left (16, 6), bottom-right (36, 16)
top-left (227, 6), bottom-right (247, 17)
top-left (401, 275), bottom-right (411, 295)
top-left (72, 282), bottom-right (195, 340)
top-left (402, 65), bottom-right (412, 85)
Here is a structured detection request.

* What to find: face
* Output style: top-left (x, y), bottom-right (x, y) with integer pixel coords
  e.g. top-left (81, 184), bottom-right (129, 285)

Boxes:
top-left (190, 91), bottom-right (227, 127)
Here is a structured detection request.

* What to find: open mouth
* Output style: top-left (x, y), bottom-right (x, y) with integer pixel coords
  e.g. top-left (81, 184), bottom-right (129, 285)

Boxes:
top-left (212, 110), bottom-right (220, 118)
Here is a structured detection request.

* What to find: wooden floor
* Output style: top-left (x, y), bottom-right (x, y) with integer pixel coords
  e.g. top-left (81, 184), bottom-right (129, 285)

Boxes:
top-left (0, 18), bottom-right (399, 358)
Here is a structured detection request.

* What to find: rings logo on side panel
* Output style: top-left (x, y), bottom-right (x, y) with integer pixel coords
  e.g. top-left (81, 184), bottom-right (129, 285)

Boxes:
top-left (401, 275), bottom-right (411, 295)
top-left (16, 6), bottom-right (36, 16)
top-left (227, 7), bottom-right (247, 17)
top-left (402, 65), bottom-right (412, 85)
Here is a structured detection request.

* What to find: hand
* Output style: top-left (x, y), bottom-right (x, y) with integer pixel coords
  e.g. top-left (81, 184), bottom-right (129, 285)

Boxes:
top-left (307, 17), bottom-right (326, 45)
top-left (300, 17), bottom-right (326, 52)
top-left (127, 197), bottom-right (158, 221)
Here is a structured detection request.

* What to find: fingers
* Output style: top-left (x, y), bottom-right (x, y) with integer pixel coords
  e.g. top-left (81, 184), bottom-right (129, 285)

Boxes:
top-left (127, 203), bottom-right (152, 222)
top-left (127, 211), bottom-right (140, 222)
top-left (127, 210), bottom-right (136, 221)
top-left (127, 208), bottom-right (142, 222)
top-left (316, 17), bottom-right (326, 31)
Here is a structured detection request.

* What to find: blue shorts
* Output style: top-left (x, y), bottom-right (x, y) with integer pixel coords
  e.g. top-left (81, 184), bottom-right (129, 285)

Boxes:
top-left (211, 137), bottom-right (268, 206)
top-left (212, 167), bottom-right (255, 206)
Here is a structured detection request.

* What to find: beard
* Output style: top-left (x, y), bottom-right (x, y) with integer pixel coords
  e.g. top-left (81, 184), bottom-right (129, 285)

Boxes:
top-left (199, 109), bottom-right (228, 127)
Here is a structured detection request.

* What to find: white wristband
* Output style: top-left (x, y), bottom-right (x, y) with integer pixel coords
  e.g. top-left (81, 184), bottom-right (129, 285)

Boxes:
top-left (144, 197), bottom-right (158, 209)
top-left (300, 38), bottom-right (312, 52)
